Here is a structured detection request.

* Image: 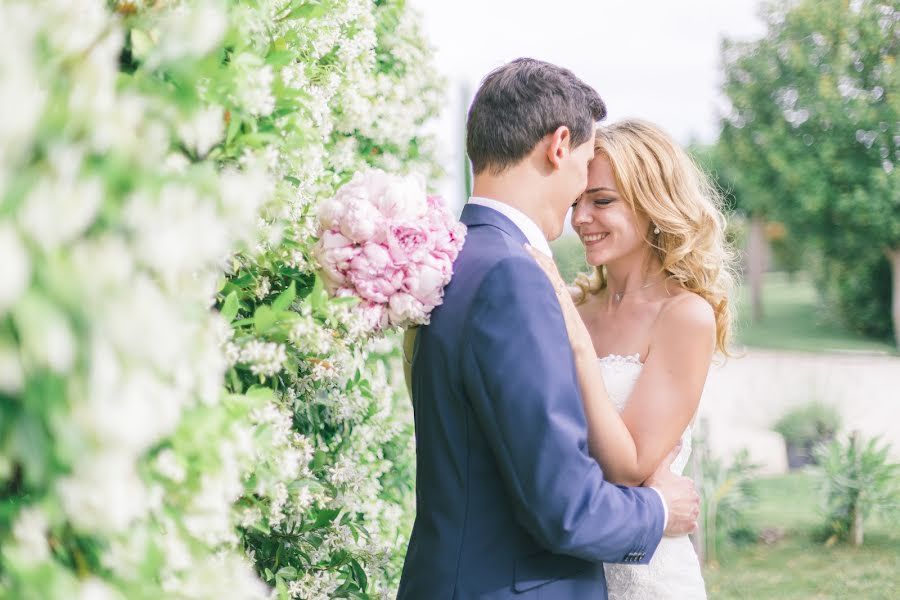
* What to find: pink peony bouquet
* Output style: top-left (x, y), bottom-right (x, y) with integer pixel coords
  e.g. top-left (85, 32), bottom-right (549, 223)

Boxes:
top-left (313, 169), bottom-right (466, 331)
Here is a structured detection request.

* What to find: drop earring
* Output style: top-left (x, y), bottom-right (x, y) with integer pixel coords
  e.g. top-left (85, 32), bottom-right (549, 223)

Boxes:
top-left (653, 225), bottom-right (661, 235)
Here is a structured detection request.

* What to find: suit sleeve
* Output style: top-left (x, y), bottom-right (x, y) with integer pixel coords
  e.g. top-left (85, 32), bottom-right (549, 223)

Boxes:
top-left (461, 255), bottom-right (665, 564)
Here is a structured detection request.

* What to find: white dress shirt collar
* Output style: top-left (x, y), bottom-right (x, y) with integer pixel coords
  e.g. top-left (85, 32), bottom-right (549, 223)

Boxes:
top-left (467, 196), bottom-right (553, 257)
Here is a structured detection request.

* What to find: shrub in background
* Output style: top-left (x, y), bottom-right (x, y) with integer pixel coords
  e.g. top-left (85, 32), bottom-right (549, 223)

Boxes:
top-left (773, 402), bottom-right (841, 469)
top-left (815, 432), bottom-right (900, 546)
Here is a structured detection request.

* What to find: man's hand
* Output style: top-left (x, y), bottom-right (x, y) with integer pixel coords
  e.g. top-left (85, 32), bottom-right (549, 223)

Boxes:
top-left (645, 444), bottom-right (700, 537)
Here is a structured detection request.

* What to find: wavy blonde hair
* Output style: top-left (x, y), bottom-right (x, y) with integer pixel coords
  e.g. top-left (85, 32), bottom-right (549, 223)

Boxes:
top-left (574, 120), bottom-right (736, 355)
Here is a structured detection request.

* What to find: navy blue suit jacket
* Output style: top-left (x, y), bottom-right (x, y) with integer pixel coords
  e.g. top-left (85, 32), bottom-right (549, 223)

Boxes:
top-left (397, 204), bottom-right (665, 599)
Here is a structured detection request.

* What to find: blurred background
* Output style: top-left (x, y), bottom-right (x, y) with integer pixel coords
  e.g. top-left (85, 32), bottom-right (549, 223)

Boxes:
top-left (411, 0), bottom-right (899, 597)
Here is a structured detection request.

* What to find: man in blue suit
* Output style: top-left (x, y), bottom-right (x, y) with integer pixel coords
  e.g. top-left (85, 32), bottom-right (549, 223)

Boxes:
top-left (398, 58), bottom-right (700, 599)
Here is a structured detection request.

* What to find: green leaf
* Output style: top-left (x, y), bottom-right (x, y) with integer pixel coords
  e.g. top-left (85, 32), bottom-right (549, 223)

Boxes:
top-left (254, 305), bottom-right (277, 334)
top-left (231, 272), bottom-right (254, 287)
top-left (241, 133), bottom-right (281, 147)
top-left (276, 566), bottom-right (298, 579)
top-left (220, 291), bottom-right (240, 323)
top-left (310, 273), bottom-right (328, 311)
top-left (313, 508), bottom-right (341, 528)
top-left (228, 368), bottom-right (243, 394)
top-left (331, 296), bottom-right (359, 306)
top-left (246, 385), bottom-right (275, 402)
top-left (226, 113), bottom-right (243, 145)
top-left (266, 50), bottom-right (297, 68)
top-left (282, 0), bottom-right (329, 21)
top-left (349, 559), bottom-right (368, 591)
top-left (272, 281), bottom-right (296, 312)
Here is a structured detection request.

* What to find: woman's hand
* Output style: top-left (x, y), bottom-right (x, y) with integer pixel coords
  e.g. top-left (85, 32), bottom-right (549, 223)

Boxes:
top-left (524, 244), bottom-right (595, 357)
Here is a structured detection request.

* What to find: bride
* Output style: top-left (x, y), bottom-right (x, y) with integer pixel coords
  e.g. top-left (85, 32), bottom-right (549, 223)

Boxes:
top-left (527, 119), bottom-right (734, 599)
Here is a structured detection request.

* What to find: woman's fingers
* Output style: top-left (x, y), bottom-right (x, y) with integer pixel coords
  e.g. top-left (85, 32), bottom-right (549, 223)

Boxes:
top-left (524, 244), bottom-right (561, 282)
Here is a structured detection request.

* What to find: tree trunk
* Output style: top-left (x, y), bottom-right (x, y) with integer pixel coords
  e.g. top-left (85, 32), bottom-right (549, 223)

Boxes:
top-left (850, 495), bottom-right (865, 546)
top-left (747, 216), bottom-right (767, 323)
top-left (887, 248), bottom-right (900, 350)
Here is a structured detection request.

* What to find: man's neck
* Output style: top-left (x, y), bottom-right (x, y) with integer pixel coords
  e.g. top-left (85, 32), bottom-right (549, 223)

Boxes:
top-left (472, 173), bottom-right (548, 238)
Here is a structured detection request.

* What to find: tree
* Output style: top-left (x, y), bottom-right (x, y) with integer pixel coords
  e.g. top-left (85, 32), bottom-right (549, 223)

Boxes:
top-left (718, 0), bottom-right (899, 345)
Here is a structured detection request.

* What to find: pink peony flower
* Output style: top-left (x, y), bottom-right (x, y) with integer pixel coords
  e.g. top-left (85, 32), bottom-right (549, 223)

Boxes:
top-left (374, 173), bottom-right (427, 222)
top-left (349, 266), bottom-right (404, 304)
top-left (358, 301), bottom-right (389, 331)
top-left (388, 293), bottom-right (425, 325)
top-left (339, 199), bottom-right (383, 243)
top-left (314, 169), bottom-right (466, 332)
top-left (386, 224), bottom-right (432, 266)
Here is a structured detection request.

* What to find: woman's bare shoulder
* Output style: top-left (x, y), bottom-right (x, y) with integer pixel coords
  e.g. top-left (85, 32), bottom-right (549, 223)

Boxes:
top-left (656, 288), bottom-right (715, 341)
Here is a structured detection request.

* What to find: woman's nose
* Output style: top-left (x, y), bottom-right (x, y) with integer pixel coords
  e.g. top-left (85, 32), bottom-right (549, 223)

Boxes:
top-left (572, 203), bottom-right (592, 225)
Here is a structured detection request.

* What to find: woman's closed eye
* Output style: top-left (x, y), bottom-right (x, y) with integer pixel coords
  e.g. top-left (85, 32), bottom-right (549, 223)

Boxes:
top-left (572, 198), bottom-right (614, 208)
top-left (572, 196), bottom-right (616, 209)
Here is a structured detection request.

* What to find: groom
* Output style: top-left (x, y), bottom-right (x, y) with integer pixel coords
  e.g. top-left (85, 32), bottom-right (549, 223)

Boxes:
top-left (398, 59), bottom-right (699, 599)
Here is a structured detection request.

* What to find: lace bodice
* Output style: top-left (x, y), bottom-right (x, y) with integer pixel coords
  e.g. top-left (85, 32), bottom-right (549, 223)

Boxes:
top-left (597, 353), bottom-right (693, 476)
top-left (597, 353), bottom-right (707, 599)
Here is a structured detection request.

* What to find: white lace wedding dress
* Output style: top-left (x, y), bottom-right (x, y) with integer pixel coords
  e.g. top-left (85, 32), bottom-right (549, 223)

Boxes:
top-left (598, 353), bottom-right (707, 600)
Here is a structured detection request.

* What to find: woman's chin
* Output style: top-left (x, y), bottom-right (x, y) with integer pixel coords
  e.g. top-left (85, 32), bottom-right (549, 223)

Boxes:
top-left (583, 250), bottom-right (609, 267)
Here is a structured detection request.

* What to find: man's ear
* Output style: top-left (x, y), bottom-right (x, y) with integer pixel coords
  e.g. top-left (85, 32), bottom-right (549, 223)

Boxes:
top-left (546, 125), bottom-right (571, 170)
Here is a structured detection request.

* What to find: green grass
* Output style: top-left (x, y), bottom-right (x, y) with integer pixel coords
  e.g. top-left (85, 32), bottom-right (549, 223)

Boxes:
top-left (734, 271), bottom-right (896, 355)
top-left (704, 472), bottom-right (900, 599)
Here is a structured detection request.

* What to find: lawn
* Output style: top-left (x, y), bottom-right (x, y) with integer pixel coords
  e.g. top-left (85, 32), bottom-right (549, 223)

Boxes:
top-left (703, 472), bottom-right (900, 599)
top-left (733, 271), bottom-right (896, 355)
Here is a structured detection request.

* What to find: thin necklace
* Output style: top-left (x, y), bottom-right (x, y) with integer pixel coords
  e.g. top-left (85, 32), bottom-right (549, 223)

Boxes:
top-left (611, 278), bottom-right (667, 304)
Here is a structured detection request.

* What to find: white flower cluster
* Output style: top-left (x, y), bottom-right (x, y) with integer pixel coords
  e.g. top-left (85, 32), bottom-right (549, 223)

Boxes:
top-left (1, 0), bottom-right (442, 597)
top-left (0, 1), bottom-right (272, 598)
top-left (222, 2), bottom-right (441, 596)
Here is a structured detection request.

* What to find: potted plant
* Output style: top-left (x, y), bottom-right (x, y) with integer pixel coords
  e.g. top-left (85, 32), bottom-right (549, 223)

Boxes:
top-left (773, 402), bottom-right (841, 469)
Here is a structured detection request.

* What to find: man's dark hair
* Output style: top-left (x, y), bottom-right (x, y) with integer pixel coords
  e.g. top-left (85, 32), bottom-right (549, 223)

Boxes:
top-left (466, 58), bottom-right (606, 176)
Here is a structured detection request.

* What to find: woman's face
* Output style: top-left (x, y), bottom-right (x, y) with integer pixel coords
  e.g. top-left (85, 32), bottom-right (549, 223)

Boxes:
top-left (570, 155), bottom-right (651, 267)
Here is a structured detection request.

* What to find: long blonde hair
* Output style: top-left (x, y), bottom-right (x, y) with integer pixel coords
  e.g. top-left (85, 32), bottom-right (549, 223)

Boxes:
top-left (574, 120), bottom-right (736, 355)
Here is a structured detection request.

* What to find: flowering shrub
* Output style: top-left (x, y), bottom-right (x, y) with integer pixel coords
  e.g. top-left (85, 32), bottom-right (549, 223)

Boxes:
top-left (0, 0), bottom-right (442, 599)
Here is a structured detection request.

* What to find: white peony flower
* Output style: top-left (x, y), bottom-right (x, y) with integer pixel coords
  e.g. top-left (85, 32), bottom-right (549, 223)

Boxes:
top-left (373, 171), bottom-right (428, 222)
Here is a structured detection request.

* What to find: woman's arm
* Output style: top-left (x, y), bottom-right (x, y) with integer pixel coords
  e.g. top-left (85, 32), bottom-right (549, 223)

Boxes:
top-left (615, 295), bottom-right (715, 484)
top-left (525, 246), bottom-right (715, 486)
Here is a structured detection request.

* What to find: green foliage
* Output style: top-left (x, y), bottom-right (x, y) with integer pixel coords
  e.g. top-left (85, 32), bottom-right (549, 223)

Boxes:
top-left (814, 432), bottom-right (900, 545)
top-left (812, 250), bottom-right (894, 339)
top-left (716, 0), bottom-right (899, 341)
top-left (693, 425), bottom-right (761, 565)
top-left (773, 402), bottom-right (841, 458)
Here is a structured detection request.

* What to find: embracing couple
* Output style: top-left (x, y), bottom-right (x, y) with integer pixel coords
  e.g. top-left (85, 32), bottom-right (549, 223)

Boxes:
top-left (399, 58), bottom-right (733, 599)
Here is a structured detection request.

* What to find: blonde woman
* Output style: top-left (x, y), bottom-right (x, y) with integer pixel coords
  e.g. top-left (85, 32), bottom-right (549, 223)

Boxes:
top-left (526, 119), bottom-right (734, 599)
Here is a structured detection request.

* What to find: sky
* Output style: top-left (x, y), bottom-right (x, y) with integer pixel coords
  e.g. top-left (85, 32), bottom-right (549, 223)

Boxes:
top-left (408, 0), bottom-right (769, 210)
